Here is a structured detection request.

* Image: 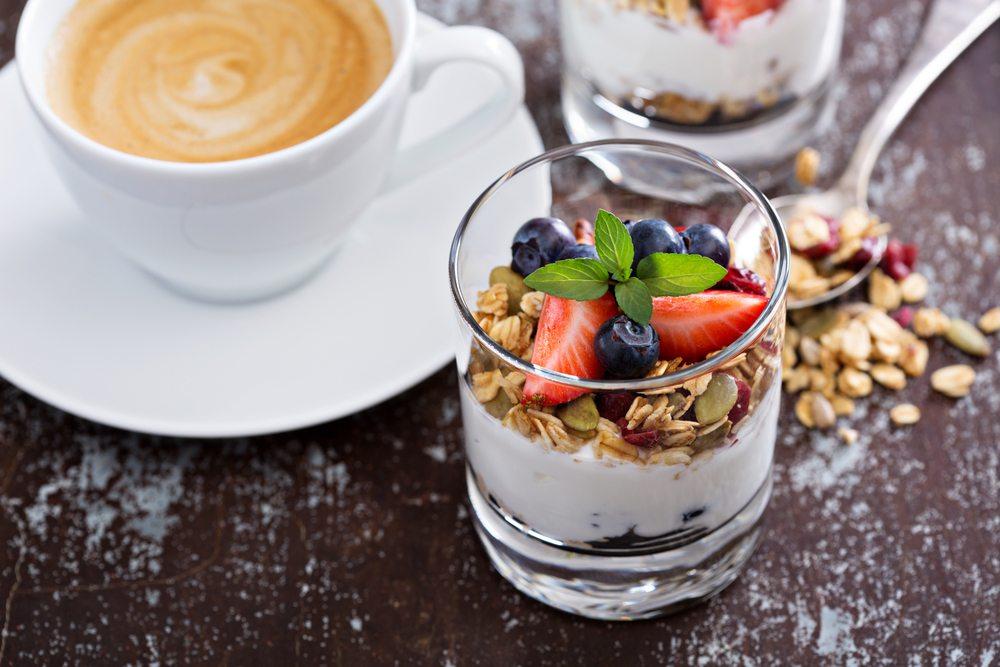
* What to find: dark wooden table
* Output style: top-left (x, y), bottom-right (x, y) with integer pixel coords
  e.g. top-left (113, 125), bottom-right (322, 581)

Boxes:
top-left (1, 1), bottom-right (997, 664)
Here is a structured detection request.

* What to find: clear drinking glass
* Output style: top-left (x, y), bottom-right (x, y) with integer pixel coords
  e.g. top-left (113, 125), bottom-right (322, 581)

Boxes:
top-left (449, 140), bottom-right (789, 620)
top-left (560, 0), bottom-right (845, 192)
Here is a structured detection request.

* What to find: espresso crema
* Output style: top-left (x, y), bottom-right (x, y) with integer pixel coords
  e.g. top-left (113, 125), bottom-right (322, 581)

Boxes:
top-left (46, 0), bottom-right (393, 162)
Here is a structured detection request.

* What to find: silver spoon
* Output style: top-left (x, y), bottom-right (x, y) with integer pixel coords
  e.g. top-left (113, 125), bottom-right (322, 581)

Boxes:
top-left (772, 0), bottom-right (1000, 309)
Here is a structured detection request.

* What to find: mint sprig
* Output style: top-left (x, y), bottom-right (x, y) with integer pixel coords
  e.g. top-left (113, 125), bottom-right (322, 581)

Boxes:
top-left (637, 252), bottom-right (727, 296)
top-left (520, 258), bottom-right (610, 300)
top-left (614, 277), bottom-right (652, 324)
top-left (594, 210), bottom-right (634, 281)
top-left (523, 209), bottom-right (726, 325)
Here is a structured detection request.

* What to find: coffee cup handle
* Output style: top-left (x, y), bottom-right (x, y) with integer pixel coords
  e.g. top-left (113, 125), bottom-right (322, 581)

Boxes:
top-left (379, 26), bottom-right (525, 193)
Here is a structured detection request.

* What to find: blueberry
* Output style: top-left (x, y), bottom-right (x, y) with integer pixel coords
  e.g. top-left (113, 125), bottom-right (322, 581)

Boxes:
top-left (510, 217), bottom-right (574, 276)
top-left (681, 223), bottom-right (730, 267)
top-left (629, 219), bottom-right (685, 271)
top-left (557, 243), bottom-right (599, 261)
top-left (594, 315), bottom-right (660, 379)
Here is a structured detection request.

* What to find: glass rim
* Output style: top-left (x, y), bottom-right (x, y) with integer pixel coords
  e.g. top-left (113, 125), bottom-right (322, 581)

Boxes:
top-left (448, 139), bottom-right (789, 391)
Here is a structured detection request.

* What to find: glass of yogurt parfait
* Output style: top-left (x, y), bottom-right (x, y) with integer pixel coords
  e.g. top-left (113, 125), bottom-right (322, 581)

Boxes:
top-left (449, 140), bottom-right (789, 620)
top-left (561, 0), bottom-right (845, 192)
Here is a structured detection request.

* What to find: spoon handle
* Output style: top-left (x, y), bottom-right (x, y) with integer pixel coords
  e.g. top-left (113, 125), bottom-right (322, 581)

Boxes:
top-left (838, 0), bottom-right (1000, 204)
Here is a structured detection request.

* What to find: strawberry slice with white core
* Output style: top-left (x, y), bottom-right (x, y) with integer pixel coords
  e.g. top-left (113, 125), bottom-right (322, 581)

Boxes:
top-left (702, 0), bottom-right (783, 38)
top-left (650, 291), bottom-right (768, 363)
top-left (522, 294), bottom-right (619, 407)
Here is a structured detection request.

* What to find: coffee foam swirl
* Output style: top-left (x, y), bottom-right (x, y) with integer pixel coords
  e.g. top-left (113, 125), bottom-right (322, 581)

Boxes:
top-left (47, 0), bottom-right (393, 162)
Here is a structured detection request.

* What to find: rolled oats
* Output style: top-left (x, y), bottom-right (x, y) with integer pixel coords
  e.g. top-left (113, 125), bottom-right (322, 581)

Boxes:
top-left (838, 207), bottom-right (871, 241)
top-left (656, 449), bottom-right (692, 466)
top-left (889, 403), bottom-right (921, 426)
top-left (839, 320), bottom-right (872, 362)
top-left (837, 426), bottom-right (859, 444)
top-left (756, 86), bottom-right (781, 108)
top-left (978, 307), bottom-right (1000, 334)
top-left (794, 393), bottom-right (815, 428)
top-left (837, 368), bottom-right (873, 398)
top-left (898, 339), bottom-right (929, 377)
top-left (873, 338), bottom-right (902, 364)
top-left (790, 254), bottom-right (818, 285)
top-left (498, 371), bottom-right (526, 403)
top-left (865, 222), bottom-right (892, 238)
top-left (520, 291), bottom-right (545, 319)
top-left (831, 394), bottom-right (855, 416)
top-left (795, 147), bottom-right (820, 187)
top-left (472, 370), bottom-right (503, 402)
top-left (930, 364), bottom-right (976, 398)
top-left (870, 363), bottom-right (907, 391)
top-left (783, 367), bottom-right (810, 393)
top-left (868, 269), bottom-right (902, 311)
top-left (899, 272), bottom-right (928, 303)
top-left (788, 213), bottom-right (831, 251)
top-left (682, 373), bottom-right (713, 397)
top-left (502, 404), bottom-right (533, 437)
top-left (665, 0), bottom-right (689, 22)
top-left (489, 314), bottom-right (534, 356)
top-left (809, 393), bottom-right (836, 429)
top-left (650, 92), bottom-right (714, 124)
top-left (913, 308), bottom-right (950, 337)
top-left (477, 283), bottom-right (509, 317)
top-left (799, 336), bottom-right (822, 367)
top-left (601, 437), bottom-right (640, 463)
top-left (795, 277), bottom-right (832, 299)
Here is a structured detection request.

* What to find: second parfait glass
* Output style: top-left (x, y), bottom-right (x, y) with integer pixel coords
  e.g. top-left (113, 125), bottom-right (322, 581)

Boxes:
top-left (561, 0), bottom-right (845, 192)
top-left (450, 140), bottom-right (789, 620)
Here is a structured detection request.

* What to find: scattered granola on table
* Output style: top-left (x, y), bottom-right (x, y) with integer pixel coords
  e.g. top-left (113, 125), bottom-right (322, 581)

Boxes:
top-left (794, 147), bottom-right (820, 187)
top-left (783, 218), bottom-right (995, 436)
top-left (785, 205), bottom-right (892, 303)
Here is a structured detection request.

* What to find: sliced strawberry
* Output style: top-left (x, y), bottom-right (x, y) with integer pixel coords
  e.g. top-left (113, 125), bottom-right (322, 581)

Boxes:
top-left (522, 294), bottom-right (619, 406)
top-left (650, 291), bottom-right (768, 363)
top-left (702, 0), bottom-right (782, 37)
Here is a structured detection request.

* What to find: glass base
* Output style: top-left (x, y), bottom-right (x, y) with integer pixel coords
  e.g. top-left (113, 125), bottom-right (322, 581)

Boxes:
top-left (561, 74), bottom-right (835, 199)
top-left (468, 466), bottom-right (771, 621)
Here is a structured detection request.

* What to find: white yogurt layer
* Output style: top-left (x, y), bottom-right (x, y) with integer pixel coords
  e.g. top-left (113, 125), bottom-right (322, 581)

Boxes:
top-left (461, 380), bottom-right (780, 545)
top-left (561, 0), bottom-right (844, 104)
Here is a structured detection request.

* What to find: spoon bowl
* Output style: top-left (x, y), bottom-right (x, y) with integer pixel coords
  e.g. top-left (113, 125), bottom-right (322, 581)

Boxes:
top-left (749, 0), bottom-right (999, 311)
top-left (770, 192), bottom-right (888, 310)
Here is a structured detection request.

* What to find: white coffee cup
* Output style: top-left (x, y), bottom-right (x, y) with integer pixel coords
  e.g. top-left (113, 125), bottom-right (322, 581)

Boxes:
top-left (15, 0), bottom-right (524, 301)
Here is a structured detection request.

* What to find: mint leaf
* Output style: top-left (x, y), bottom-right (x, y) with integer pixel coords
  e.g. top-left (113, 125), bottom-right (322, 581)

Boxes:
top-left (636, 253), bottom-right (727, 296)
top-left (614, 277), bottom-right (653, 325)
top-left (594, 209), bottom-right (634, 281)
top-left (524, 259), bottom-right (610, 300)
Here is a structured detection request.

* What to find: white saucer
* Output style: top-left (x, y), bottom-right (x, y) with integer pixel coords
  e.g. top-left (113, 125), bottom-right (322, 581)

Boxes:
top-left (0, 14), bottom-right (548, 438)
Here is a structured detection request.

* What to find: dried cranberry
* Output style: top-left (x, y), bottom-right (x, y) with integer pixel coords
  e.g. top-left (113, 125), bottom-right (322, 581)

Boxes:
top-left (800, 217), bottom-right (841, 259)
top-left (891, 306), bottom-right (914, 328)
top-left (718, 267), bottom-right (767, 296)
top-left (623, 429), bottom-right (660, 448)
top-left (883, 259), bottom-right (911, 281)
top-left (727, 379), bottom-right (751, 424)
top-left (848, 236), bottom-right (881, 269)
top-left (596, 392), bottom-right (636, 423)
top-left (901, 243), bottom-right (919, 269)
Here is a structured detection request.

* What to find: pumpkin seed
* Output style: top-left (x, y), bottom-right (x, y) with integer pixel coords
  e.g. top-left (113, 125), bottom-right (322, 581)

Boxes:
top-left (556, 395), bottom-right (600, 432)
top-left (694, 374), bottom-right (738, 425)
top-left (489, 266), bottom-right (529, 315)
top-left (944, 319), bottom-right (990, 357)
top-left (484, 391), bottom-right (514, 418)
